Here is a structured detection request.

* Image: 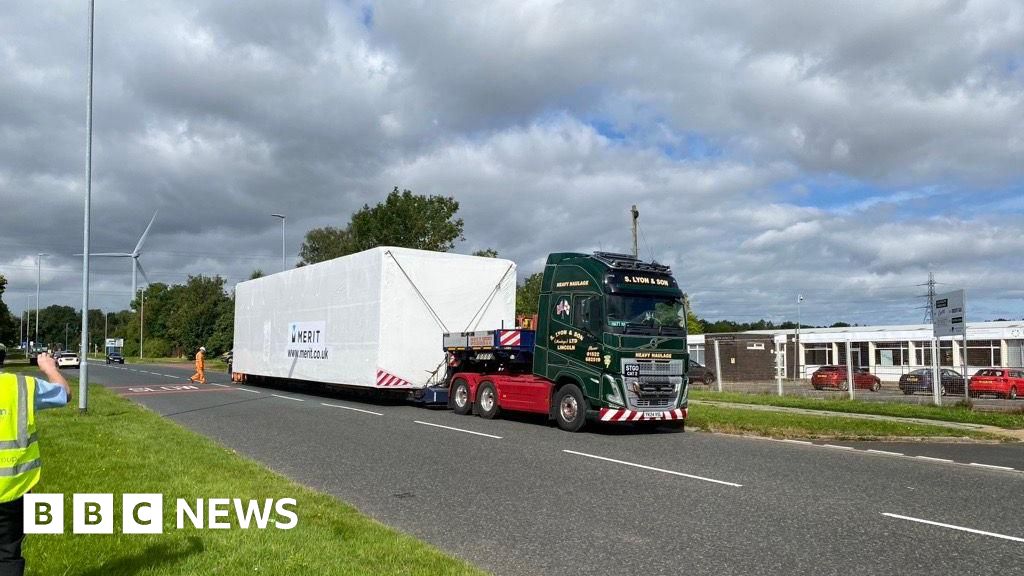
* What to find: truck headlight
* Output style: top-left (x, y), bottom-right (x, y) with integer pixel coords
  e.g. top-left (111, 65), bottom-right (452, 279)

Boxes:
top-left (604, 374), bottom-right (624, 406)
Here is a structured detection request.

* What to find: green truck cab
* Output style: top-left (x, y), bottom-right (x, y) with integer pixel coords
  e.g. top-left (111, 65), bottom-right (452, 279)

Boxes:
top-left (534, 252), bottom-right (689, 424)
top-left (445, 251), bottom-right (689, 431)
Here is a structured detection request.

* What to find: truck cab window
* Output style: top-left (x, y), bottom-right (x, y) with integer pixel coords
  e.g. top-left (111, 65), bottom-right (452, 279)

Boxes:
top-left (572, 295), bottom-right (600, 333)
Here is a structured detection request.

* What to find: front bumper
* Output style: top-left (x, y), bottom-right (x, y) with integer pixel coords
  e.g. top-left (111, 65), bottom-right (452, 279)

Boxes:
top-left (598, 407), bottom-right (687, 422)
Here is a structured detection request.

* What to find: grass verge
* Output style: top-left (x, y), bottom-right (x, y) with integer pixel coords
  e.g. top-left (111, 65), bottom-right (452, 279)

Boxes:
top-left (21, 378), bottom-right (482, 576)
top-left (690, 389), bottom-right (1024, 430)
top-left (687, 403), bottom-right (1001, 441)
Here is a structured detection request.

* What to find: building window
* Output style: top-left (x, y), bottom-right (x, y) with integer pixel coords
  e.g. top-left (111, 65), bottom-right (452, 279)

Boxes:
top-left (914, 341), bottom-right (953, 366)
top-left (966, 340), bottom-right (1001, 367)
top-left (875, 342), bottom-right (909, 366)
top-left (804, 344), bottom-right (831, 366)
top-left (689, 344), bottom-right (705, 365)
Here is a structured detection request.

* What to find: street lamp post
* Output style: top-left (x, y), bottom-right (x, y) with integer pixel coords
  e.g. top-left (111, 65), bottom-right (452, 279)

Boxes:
top-left (272, 214), bottom-right (286, 271)
top-left (139, 292), bottom-right (145, 360)
top-left (35, 253), bottom-right (48, 347)
top-left (78, 0), bottom-right (95, 412)
top-left (795, 294), bottom-right (804, 380)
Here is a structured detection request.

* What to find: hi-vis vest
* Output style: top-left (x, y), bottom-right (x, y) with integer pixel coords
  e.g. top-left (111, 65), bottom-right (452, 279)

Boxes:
top-left (0, 373), bottom-right (40, 503)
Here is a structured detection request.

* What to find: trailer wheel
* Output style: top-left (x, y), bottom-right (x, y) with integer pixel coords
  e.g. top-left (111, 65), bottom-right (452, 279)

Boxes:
top-left (450, 378), bottom-right (472, 415)
top-left (554, 384), bottom-right (587, 432)
top-left (476, 382), bottom-right (500, 419)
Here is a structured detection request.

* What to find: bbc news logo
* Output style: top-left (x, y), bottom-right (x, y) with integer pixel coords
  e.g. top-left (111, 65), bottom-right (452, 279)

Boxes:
top-left (25, 494), bottom-right (298, 534)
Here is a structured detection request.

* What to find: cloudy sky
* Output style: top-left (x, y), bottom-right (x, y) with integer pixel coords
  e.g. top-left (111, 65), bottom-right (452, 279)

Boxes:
top-left (1, 0), bottom-right (1022, 326)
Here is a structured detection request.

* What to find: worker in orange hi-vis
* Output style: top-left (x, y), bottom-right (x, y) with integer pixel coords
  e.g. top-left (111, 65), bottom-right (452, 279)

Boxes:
top-left (189, 346), bottom-right (207, 385)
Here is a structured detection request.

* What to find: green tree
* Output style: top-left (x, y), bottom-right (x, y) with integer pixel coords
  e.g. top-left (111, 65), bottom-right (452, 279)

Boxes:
top-left (298, 226), bottom-right (356, 265)
top-left (166, 276), bottom-right (234, 356)
top-left (299, 187), bottom-right (464, 265)
top-left (249, 269), bottom-right (265, 280)
top-left (0, 275), bottom-right (16, 346)
top-left (472, 248), bottom-right (499, 258)
top-left (516, 272), bottom-right (544, 317)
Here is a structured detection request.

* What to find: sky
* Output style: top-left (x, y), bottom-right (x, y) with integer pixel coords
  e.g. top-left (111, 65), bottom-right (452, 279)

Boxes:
top-left (1, 1), bottom-right (1022, 327)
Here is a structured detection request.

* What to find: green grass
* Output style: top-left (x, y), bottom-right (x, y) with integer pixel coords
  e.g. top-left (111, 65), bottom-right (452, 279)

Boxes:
top-left (21, 379), bottom-right (483, 576)
top-left (86, 354), bottom-right (229, 371)
top-left (690, 389), bottom-right (1024, 430)
top-left (687, 403), bottom-right (1002, 440)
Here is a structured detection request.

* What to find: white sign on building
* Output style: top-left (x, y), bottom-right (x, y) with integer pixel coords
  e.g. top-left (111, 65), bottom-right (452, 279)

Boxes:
top-left (932, 289), bottom-right (966, 338)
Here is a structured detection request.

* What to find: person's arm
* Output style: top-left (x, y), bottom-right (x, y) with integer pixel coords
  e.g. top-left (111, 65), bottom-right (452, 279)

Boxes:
top-left (37, 353), bottom-right (72, 400)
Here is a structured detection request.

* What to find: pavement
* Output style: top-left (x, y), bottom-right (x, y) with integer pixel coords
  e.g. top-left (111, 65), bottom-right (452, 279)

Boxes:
top-left (67, 363), bottom-right (1024, 575)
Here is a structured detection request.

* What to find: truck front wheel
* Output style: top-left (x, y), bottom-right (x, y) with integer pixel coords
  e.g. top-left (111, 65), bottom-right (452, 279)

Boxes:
top-left (450, 378), bottom-right (472, 415)
top-left (554, 384), bottom-right (587, 432)
top-left (476, 382), bottom-right (501, 419)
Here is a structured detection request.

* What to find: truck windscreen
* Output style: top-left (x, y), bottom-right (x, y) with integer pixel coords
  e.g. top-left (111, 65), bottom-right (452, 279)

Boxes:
top-left (606, 295), bottom-right (685, 330)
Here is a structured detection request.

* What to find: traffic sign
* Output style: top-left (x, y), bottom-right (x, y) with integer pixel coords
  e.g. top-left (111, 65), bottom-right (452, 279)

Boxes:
top-left (932, 289), bottom-right (966, 337)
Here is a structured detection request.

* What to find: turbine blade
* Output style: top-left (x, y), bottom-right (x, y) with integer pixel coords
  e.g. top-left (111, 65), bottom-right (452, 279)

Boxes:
top-left (84, 253), bottom-right (133, 257)
top-left (136, 260), bottom-right (151, 285)
top-left (133, 210), bottom-right (158, 256)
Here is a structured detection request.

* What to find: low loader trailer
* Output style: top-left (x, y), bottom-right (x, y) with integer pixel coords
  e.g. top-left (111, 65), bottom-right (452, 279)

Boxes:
top-left (233, 248), bottom-right (689, 432)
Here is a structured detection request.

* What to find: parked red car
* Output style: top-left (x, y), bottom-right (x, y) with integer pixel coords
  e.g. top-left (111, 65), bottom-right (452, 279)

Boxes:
top-left (811, 366), bottom-right (881, 392)
top-left (969, 368), bottom-right (1024, 399)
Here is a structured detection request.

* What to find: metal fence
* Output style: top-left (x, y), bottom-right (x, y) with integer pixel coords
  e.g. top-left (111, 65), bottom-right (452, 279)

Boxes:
top-left (692, 338), bottom-right (1021, 408)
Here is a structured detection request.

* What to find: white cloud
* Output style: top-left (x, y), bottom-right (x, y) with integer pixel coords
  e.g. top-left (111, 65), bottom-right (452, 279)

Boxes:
top-left (0, 0), bottom-right (1022, 326)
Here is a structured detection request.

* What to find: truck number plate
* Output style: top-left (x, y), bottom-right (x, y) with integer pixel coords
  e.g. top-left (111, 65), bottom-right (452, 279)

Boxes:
top-left (624, 364), bottom-right (640, 377)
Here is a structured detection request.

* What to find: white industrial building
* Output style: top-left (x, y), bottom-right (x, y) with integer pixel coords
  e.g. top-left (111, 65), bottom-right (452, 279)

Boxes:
top-left (688, 320), bottom-right (1024, 382)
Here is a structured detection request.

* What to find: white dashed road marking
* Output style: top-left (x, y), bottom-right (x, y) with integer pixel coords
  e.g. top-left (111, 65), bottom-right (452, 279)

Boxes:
top-left (882, 513), bottom-right (1024, 543)
top-left (321, 402), bottom-right (384, 416)
top-left (969, 462), bottom-right (1015, 471)
top-left (271, 393), bottom-right (304, 402)
top-left (414, 421), bottom-right (503, 439)
top-left (563, 449), bottom-right (743, 487)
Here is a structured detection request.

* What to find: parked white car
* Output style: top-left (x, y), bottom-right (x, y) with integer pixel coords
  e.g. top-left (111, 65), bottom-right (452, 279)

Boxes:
top-left (56, 353), bottom-right (81, 369)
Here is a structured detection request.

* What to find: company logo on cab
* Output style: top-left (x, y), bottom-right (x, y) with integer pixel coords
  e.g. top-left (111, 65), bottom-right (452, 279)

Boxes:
top-left (24, 494), bottom-right (298, 534)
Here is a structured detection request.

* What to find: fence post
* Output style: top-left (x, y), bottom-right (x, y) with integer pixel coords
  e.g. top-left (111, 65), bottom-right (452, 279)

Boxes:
top-left (846, 339), bottom-right (854, 400)
top-left (775, 340), bottom-right (783, 396)
top-left (713, 339), bottom-right (723, 393)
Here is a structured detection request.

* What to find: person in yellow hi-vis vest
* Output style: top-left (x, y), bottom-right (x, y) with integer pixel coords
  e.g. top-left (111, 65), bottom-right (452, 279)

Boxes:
top-left (188, 346), bottom-right (207, 385)
top-left (0, 352), bottom-right (70, 575)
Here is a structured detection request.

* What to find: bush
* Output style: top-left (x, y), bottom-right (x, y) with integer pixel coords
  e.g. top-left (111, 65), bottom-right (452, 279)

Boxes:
top-left (142, 337), bottom-right (173, 358)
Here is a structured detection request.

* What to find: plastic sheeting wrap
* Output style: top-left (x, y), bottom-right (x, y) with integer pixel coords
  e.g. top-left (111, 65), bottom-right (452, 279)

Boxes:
top-left (233, 247), bottom-right (516, 389)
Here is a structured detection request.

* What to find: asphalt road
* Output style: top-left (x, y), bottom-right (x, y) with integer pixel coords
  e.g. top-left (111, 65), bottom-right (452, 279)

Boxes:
top-left (76, 363), bottom-right (1024, 575)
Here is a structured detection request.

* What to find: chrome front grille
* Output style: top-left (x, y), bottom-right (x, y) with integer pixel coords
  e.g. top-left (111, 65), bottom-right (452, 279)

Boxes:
top-left (622, 358), bottom-right (684, 411)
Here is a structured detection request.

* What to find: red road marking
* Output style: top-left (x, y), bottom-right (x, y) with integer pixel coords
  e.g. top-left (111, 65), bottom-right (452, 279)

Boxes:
top-left (121, 387), bottom-right (238, 397)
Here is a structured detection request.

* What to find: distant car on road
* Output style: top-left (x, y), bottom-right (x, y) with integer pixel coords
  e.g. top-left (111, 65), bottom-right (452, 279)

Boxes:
top-left (811, 365), bottom-right (881, 391)
top-left (687, 359), bottom-right (715, 386)
top-left (56, 352), bottom-right (81, 369)
top-left (106, 352), bottom-right (125, 365)
top-left (969, 368), bottom-right (1024, 399)
top-left (898, 368), bottom-right (965, 396)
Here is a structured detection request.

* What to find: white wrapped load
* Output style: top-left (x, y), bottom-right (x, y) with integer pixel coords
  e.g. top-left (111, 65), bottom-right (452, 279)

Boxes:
top-left (233, 247), bottom-right (516, 389)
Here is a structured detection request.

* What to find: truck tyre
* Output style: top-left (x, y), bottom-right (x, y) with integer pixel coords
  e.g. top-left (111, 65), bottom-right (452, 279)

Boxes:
top-left (450, 378), bottom-right (472, 415)
top-left (476, 381), bottom-right (500, 419)
top-left (554, 384), bottom-right (587, 432)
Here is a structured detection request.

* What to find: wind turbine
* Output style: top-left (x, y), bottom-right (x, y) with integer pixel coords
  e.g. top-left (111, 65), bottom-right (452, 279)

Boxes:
top-left (87, 211), bottom-right (157, 306)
